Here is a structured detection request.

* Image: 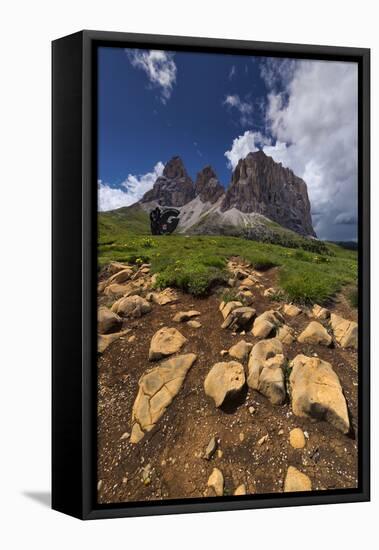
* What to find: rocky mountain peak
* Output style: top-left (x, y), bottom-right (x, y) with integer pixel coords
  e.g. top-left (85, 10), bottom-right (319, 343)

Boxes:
top-left (141, 156), bottom-right (195, 207)
top-left (162, 156), bottom-right (188, 180)
top-left (195, 165), bottom-right (225, 204)
top-left (221, 151), bottom-right (316, 237)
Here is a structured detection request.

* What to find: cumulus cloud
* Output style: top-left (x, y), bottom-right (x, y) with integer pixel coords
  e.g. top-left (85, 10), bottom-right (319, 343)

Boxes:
top-left (224, 94), bottom-right (254, 126)
top-left (127, 49), bottom-right (177, 103)
top-left (224, 130), bottom-right (270, 169)
top-left (264, 59), bottom-right (358, 240)
top-left (225, 59), bottom-right (358, 240)
top-left (98, 162), bottom-right (164, 211)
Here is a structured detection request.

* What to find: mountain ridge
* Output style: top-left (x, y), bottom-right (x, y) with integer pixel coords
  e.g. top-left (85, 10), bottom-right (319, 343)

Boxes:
top-left (139, 151), bottom-right (316, 239)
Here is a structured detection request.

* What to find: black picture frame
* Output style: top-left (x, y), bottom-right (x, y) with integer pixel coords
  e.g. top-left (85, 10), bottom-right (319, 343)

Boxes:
top-left (52, 30), bottom-right (370, 520)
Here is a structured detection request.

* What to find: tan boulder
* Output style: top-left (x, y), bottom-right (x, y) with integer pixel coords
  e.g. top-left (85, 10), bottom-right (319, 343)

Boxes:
top-left (130, 353), bottom-right (197, 443)
top-left (97, 306), bottom-right (122, 334)
top-left (107, 268), bottom-right (134, 285)
top-left (97, 329), bottom-right (129, 354)
top-left (207, 468), bottom-right (224, 496)
top-left (149, 327), bottom-right (187, 361)
top-left (204, 361), bottom-right (245, 407)
top-left (289, 354), bottom-right (350, 434)
top-left (277, 324), bottom-right (295, 344)
top-left (234, 484), bottom-right (247, 496)
top-left (297, 321), bottom-right (332, 346)
top-left (111, 295), bottom-right (151, 318)
top-left (107, 261), bottom-right (131, 275)
top-left (289, 428), bottom-right (306, 449)
top-left (283, 303), bottom-right (302, 317)
top-left (312, 304), bottom-right (330, 320)
top-left (247, 338), bottom-right (286, 405)
top-left (149, 288), bottom-right (178, 305)
top-left (220, 301), bottom-right (243, 320)
top-left (252, 310), bottom-right (284, 338)
top-left (284, 466), bottom-right (312, 492)
top-left (221, 306), bottom-right (256, 330)
top-left (228, 340), bottom-right (252, 361)
top-left (330, 313), bottom-right (358, 349)
top-left (104, 282), bottom-right (139, 298)
top-left (173, 310), bottom-right (200, 322)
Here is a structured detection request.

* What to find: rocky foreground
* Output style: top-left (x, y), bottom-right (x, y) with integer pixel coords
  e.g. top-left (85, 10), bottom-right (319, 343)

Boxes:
top-left (97, 259), bottom-right (358, 503)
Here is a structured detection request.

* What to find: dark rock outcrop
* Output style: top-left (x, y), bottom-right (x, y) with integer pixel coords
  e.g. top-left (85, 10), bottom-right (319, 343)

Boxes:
top-left (194, 166), bottom-right (225, 204)
top-left (141, 156), bottom-right (195, 207)
top-left (221, 150), bottom-right (316, 236)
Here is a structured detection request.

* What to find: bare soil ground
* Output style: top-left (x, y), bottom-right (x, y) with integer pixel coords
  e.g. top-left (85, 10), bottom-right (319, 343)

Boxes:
top-left (97, 266), bottom-right (358, 504)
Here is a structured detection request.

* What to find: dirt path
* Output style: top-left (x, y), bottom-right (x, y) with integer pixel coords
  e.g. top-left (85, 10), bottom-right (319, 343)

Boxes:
top-left (97, 264), bottom-right (358, 504)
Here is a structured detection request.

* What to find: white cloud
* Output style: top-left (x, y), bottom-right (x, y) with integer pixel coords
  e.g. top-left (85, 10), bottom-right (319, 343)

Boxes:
top-left (127, 49), bottom-right (177, 103)
top-left (98, 162), bottom-right (164, 211)
top-left (223, 94), bottom-right (254, 126)
top-left (264, 59), bottom-right (358, 240)
top-left (224, 130), bottom-right (270, 169)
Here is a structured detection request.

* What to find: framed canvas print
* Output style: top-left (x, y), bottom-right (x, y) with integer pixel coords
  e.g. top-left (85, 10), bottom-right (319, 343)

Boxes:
top-left (52, 30), bottom-right (370, 519)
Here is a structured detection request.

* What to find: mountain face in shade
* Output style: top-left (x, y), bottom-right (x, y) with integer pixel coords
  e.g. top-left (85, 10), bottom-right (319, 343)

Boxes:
top-left (141, 156), bottom-right (195, 207)
top-left (221, 150), bottom-right (315, 236)
top-left (194, 166), bottom-right (225, 204)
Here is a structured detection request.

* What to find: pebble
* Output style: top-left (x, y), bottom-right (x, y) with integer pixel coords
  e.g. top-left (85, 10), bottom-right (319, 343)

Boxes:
top-left (257, 434), bottom-right (268, 446)
top-left (289, 428), bottom-right (306, 449)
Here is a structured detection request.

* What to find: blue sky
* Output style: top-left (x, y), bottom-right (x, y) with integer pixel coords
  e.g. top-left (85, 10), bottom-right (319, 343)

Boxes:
top-left (97, 46), bottom-right (358, 241)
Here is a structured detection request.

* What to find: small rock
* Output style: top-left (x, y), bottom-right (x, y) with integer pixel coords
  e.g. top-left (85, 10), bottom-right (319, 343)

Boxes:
top-left (120, 432), bottom-right (130, 440)
top-left (234, 484), bottom-right (247, 495)
top-left (278, 429), bottom-right (284, 435)
top-left (207, 468), bottom-right (224, 496)
top-left (239, 432), bottom-right (245, 442)
top-left (228, 340), bottom-right (252, 361)
top-left (312, 304), bottom-right (330, 320)
top-left (257, 434), bottom-right (268, 446)
top-left (289, 428), bottom-right (306, 449)
top-left (252, 310), bottom-right (284, 338)
top-left (149, 326), bottom-right (187, 360)
top-left (330, 313), bottom-right (358, 349)
top-left (97, 306), bottom-right (123, 334)
top-left (247, 338), bottom-right (286, 404)
top-left (298, 321), bottom-right (332, 346)
top-left (217, 449), bottom-right (223, 458)
top-left (249, 406), bottom-right (256, 415)
top-left (204, 361), bottom-right (246, 407)
top-left (187, 320), bottom-right (202, 328)
top-left (283, 303), bottom-right (302, 317)
top-left (203, 436), bottom-right (217, 460)
top-left (128, 335), bottom-right (136, 343)
top-left (173, 310), bottom-right (201, 322)
top-left (284, 466), bottom-right (312, 492)
top-left (277, 324), bottom-right (295, 344)
top-left (289, 354), bottom-right (349, 434)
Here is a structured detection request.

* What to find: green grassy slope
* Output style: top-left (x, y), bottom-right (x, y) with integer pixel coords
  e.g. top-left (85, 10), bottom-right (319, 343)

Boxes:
top-left (98, 205), bottom-right (357, 304)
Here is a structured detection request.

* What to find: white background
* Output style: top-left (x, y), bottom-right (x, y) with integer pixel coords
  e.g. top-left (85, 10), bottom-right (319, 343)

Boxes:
top-left (0, 0), bottom-right (376, 548)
